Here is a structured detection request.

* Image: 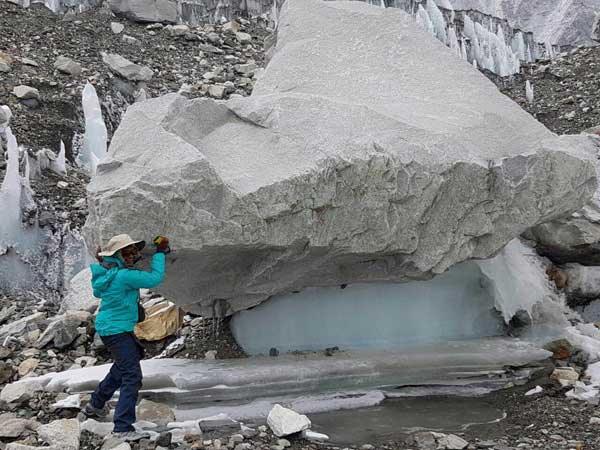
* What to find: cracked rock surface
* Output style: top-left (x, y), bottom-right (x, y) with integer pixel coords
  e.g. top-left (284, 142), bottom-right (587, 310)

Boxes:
top-left (85, 0), bottom-right (598, 316)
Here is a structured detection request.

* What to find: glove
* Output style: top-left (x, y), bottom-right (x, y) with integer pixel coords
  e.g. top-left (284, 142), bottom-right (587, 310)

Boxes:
top-left (153, 236), bottom-right (171, 254)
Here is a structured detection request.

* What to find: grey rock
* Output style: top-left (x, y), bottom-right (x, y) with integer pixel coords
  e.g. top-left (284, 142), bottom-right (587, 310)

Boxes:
top-left (0, 305), bottom-right (16, 325)
top-left (17, 358), bottom-right (39, 377)
top-left (111, 22), bottom-right (125, 34)
top-left (207, 84), bottom-right (225, 98)
top-left (102, 52), bottom-right (153, 81)
top-left (156, 432), bottom-right (172, 447)
top-left (235, 32), bottom-right (252, 43)
top-left (6, 445), bottom-right (61, 450)
top-left (0, 418), bottom-right (40, 438)
top-left (121, 34), bottom-right (140, 45)
top-left (198, 416), bottom-right (240, 433)
top-left (0, 61), bottom-right (10, 72)
top-left (35, 319), bottom-right (79, 349)
top-left (110, 0), bottom-right (177, 24)
top-left (0, 380), bottom-right (44, 404)
top-left (84, 0), bottom-right (598, 316)
top-left (476, 442), bottom-right (497, 449)
top-left (54, 56), bottom-right (82, 76)
top-left (38, 418), bottom-right (80, 450)
top-left (234, 63), bottom-right (256, 76)
top-left (136, 399), bottom-right (175, 426)
top-left (12, 85), bottom-right (40, 100)
top-left (0, 312), bottom-right (45, 339)
top-left (529, 201), bottom-right (600, 265)
top-left (165, 24), bottom-right (189, 36)
top-left (35, 311), bottom-right (90, 349)
top-left (0, 346), bottom-right (12, 359)
top-left (412, 432), bottom-right (437, 450)
top-left (436, 433), bottom-right (468, 449)
top-left (110, 77), bottom-right (137, 97)
top-left (81, 418), bottom-right (114, 437)
top-left (594, 13), bottom-right (600, 42)
top-left (101, 438), bottom-right (128, 450)
top-left (562, 264), bottom-right (600, 302)
top-left (198, 43), bottom-right (224, 54)
top-left (20, 57), bottom-right (39, 67)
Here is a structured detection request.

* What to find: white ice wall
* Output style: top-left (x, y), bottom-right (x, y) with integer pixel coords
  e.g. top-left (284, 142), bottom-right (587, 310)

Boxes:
top-left (232, 239), bottom-right (562, 356)
top-left (231, 262), bottom-right (505, 355)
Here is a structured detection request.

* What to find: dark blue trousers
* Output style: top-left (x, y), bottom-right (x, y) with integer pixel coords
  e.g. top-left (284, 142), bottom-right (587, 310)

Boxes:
top-left (91, 332), bottom-right (143, 432)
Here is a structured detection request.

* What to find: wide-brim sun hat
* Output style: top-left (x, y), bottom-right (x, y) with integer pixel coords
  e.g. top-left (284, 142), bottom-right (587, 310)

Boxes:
top-left (98, 234), bottom-right (146, 257)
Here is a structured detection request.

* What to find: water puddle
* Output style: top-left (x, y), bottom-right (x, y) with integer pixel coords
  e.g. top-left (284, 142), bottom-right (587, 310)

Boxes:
top-left (310, 396), bottom-right (504, 445)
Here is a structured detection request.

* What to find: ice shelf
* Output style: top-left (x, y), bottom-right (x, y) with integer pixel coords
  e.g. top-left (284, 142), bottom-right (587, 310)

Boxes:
top-left (12, 338), bottom-right (550, 419)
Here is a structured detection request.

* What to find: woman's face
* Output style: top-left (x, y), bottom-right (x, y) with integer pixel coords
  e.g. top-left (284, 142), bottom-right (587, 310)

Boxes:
top-left (119, 245), bottom-right (140, 268)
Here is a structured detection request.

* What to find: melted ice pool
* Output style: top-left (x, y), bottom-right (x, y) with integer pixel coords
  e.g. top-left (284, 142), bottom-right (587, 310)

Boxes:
top-left (310, 396), bottom-right (504, 444)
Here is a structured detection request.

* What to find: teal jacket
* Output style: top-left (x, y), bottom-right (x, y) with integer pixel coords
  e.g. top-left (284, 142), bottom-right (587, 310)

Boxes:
top-left (91, 253), bottom-right (166, 336)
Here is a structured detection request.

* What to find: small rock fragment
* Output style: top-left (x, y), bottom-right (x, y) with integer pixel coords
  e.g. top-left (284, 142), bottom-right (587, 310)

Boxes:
top-left (111, 22), bottom-right (125, 34)
top-left (12, 85), bottom-right (40, 100)
top-left (54, 56), bottom-right (82, 76)
top-left (267, 404), bottom-right (311, 437)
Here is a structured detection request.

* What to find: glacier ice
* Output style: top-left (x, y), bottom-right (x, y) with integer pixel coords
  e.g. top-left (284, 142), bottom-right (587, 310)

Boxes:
top-left (0, 128), bottom-right (86, 294)
top-left (416, 5), bottom-right (435, 35)
top-left (0, 127), bottom-right (23, 247)
top-left (13, 338), bottom-right (550, 418)
top-left (231, 240), bottom-right (564, 355)
top-left (476, 239), bottom-right (557, 323)
top-left (511, 32), bottom-right (526, 61)
top-left (52, 141), bottom-right (67, 176)
top-left (232, 262), bottom-right (505, 355)
top-left (526, 80), bottom-right (534, 103)
top-left (77, 82), bottom-right (107, 175)
top-left (447, 26), bottom-right (461, 58)
top-left (426, 0), bottom-right (447, 43)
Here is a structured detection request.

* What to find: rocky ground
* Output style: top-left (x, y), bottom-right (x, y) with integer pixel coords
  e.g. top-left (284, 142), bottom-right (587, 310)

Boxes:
top-left (0, 0), bottom-right (270, 159)
top-left (487, 46), bottom-right (600, 136)
top-left (3, 2), bottom-right (600, 450)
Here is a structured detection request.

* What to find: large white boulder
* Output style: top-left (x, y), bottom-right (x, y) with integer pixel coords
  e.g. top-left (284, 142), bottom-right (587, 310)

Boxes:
top-left (61, 268), bottom-right (97, 313)
top-left (84, 0), bottom-right (597, 316)
top-left (267, 404), bottom-right (311, 437)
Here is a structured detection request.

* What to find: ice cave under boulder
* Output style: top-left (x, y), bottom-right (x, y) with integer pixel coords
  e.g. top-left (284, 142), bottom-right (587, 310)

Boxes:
top-left (85, 0), bottom-right (598, 319)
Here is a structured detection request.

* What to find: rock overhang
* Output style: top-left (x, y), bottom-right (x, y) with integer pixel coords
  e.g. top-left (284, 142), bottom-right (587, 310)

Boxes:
top-left (84, 0), bottom-right (598, 316)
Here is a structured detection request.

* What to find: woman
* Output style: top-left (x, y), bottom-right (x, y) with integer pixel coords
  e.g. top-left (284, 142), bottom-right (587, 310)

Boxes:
top-left (82, 234), bottom-right (170, 441)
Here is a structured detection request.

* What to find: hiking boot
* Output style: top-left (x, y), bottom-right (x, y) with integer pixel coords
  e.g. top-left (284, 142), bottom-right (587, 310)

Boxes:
top-left (109, 431), bottom-right (150, 442)
top-left (82, 402), bottom-right (110, 419)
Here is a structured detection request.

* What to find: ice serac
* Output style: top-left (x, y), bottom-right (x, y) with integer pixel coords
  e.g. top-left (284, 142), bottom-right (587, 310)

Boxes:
top-left (84, 0), bottom-right (597, 316)
top-left (448, 0), bottom-right (600, 46)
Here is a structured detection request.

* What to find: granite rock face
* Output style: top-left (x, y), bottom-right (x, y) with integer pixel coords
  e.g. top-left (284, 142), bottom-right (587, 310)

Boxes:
top-left (85, 0), bottom-right (597, 316)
